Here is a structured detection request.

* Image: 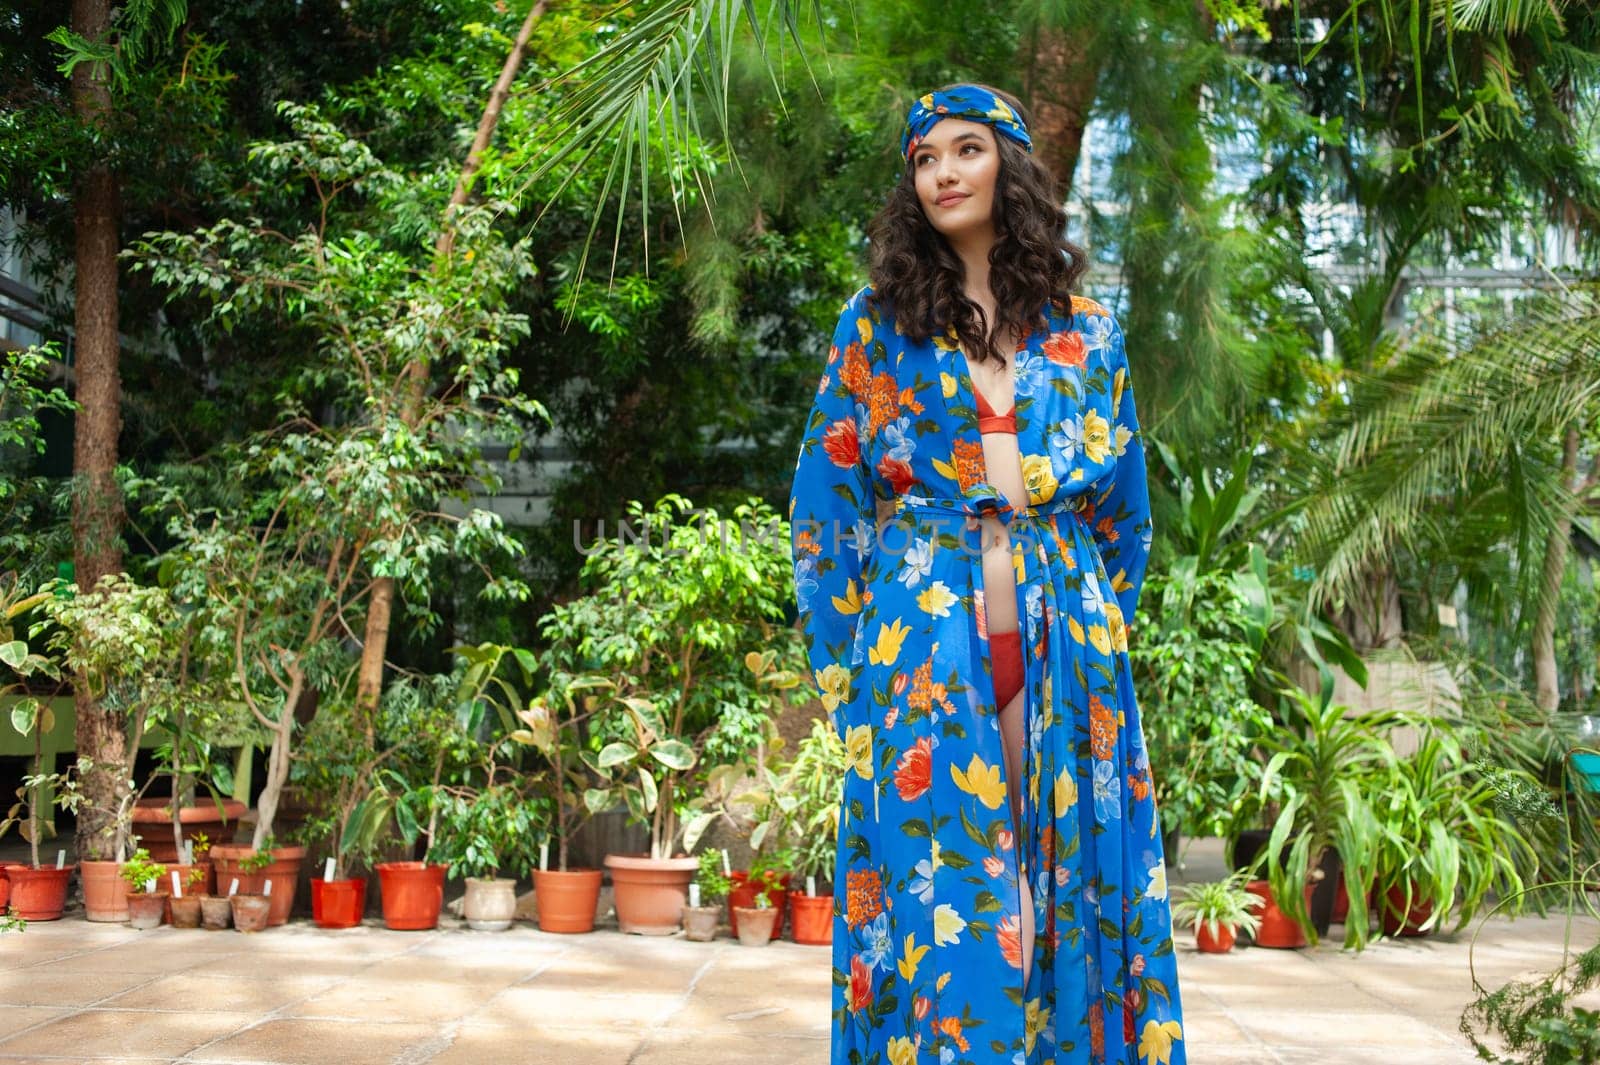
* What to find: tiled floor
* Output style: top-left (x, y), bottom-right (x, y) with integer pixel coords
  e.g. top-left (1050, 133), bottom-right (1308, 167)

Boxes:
top-left (2, 845), bottom-right (1596, 1064)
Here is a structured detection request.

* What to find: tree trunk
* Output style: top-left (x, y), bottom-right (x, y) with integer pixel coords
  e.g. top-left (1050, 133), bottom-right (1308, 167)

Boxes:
top-left (1532, 425), bottom-right (1580, 712)
top-left (70, 0), bottom-right (129, 862)
top-left (1018, 20), bottom-right (1104, 200)
top-left (355, 0), bottom-right (549, 713)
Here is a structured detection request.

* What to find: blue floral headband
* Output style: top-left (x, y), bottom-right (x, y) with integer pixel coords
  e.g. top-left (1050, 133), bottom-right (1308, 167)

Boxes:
top-left (900, 85), bottom-right (1033, 162)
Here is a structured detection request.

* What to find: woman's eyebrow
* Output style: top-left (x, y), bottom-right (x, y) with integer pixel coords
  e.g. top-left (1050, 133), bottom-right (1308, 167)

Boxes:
top-left (917, 132), bottom-right (986, 153)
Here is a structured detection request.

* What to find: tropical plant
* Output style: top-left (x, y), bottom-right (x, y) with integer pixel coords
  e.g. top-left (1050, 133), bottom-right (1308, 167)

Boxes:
top-left (118, 849), bottom-right (167, 894)
top-left (1251, 687), bottom-right (1399, 950)
top-left (544, 495), bottom-right (796, 860)
top-left (1371, 728), bottom-right (1540, 936)
top-left (1168, 870), bottom-right (1264, 941)
top-left (427, 783), bottom-right (552, 882)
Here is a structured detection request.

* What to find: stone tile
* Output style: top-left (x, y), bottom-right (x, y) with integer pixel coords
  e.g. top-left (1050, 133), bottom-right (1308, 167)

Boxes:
top-left (427, 1024), bottom-right (645, 1065)
top-left (523, 950), bottom-right (707, 993)
top-left (1259, 1044), bottom-right (1479, 1064)
top-left (1228, 1007), bottom-right (1465, 1051)
top-left (666, 993), bottom-right (832, 1038)
top-left (188, 1018), bottom-right (440, 1065)
top-left (631, 1030), bottom-right (828, 1065)
top-left (0, 1009), bottom-right (64, 1040)
top-left (0, 969), bottom-right (162, 1008)
top-left (100, 971), bottom-right (338, 1013)
top-left (347, 954), bottom-right (532, 989)
top-left (285, 980), bottom-right (486, 1024)
top-left (469, 985), bottom-right (683, 1029)
top-left (0, 1009), bottom-right (252, 1059)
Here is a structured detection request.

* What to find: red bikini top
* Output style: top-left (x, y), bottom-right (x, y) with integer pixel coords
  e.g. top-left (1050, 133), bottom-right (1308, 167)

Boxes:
top-left (974, 386), bottom-right (1016, 434)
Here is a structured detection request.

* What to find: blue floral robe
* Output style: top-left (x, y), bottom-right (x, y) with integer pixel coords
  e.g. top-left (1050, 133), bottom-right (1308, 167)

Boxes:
top-left (788, 286), bottom-right (1187, 1065)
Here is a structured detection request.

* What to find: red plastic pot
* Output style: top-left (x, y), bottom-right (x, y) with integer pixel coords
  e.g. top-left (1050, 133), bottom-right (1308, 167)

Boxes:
top-left (1194, 922), bottom-right (1238, 954)
top-left (1378, 883), bottom-right (1435, 937)
top-left (727, 871), bottom-right (792, 941)
top-left (310, 877), bottom-right (367, 929)
top-left (375, 862), bottom-right (446, 930)
top-left (3, 864), bottom-right (74, 921)
top-left (0, 866), bottom-right (9, 911)
top-left (1245, 879), bottom-right (1312, 949)
top-left (788, 891), bottom-right (833, 945)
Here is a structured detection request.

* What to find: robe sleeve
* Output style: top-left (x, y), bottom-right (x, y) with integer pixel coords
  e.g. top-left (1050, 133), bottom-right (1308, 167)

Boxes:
top-left (788, 292), bottom-right (875, 737)
top-left (1093, 314), bottom-right (1154, 629)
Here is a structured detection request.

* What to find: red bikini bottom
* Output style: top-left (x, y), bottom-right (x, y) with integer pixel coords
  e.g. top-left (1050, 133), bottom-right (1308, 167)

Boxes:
top-left (990, 629), bottom-right (1025, 707)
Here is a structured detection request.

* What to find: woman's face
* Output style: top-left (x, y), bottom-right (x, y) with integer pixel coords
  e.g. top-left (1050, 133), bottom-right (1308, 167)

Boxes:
top-left (911, 118), bottom-right (1001, 246)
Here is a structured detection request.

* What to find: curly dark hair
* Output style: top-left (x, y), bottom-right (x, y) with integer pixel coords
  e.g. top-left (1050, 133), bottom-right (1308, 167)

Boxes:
top-left (866, 82), bottom-right (1090, 368)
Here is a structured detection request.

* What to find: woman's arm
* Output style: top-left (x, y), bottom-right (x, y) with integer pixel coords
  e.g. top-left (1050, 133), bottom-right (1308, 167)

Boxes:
top-left (1089, 313), bottom-right (1154, 636)
top-left (789, 290), bottom-right (876, 737)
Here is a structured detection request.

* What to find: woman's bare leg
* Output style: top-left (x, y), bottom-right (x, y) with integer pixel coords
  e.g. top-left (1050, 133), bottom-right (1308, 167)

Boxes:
top-left (997, 673), bottom-right (1034, 988)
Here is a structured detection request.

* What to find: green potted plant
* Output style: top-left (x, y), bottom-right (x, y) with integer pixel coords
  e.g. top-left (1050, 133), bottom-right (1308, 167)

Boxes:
top-left (682, 848), bottom-right (731, 942)
top-left (119, 848), bottom-right (170, 930)
top-left (442, 643), bottom-right (607, 934)
top-left (731, 881), bottom-right (779, 946)
top-left (1169, 870), bottom-right (1263, 953)
top-left (1250, 688), bottom-right (1396, 950)
top-left (229, 848), bottom-right (274, 933)
top-left (429, 783), bottom-right (550, 932)
top-left (1371, 729), bottom-right (1538, 938)
top-left (0, 578), bottom-right (83, 922)
top-left (544, 496), bottom-right (793, 935)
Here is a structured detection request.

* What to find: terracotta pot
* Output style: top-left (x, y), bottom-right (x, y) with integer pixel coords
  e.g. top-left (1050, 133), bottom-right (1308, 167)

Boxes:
top-left (163, 862), bottom-right (215, 901)
top-left (0, 866), bottom-right (8, 911)
top-left (682, 904), bottom-right (722, 942)
top-left (1332, 877), bottom-right (1350, 924)
top-left (1194, 922), bottom-right (1238, 954)
top-left (310, 877), bottom-right (367, 929)
top-left (80, 860), bottom-right (129, 922)
top-left (210, 844), bottom-right (305, 927)
top-left (728, 871), bottom-right (791, 940)
top-left (169, 894), bottom-right (203, 929)
top-left (230, 894), bottom-right (271, 933)
top-left (532, 868), bottom-right (602, 934)
top-left (376, 861), bottom-right (446, 931)
top-left (1245, 879), bottom-right (1311, 949)
top-left (463, 877), bottom-right (517, 931)
top-left (130, 797), bottom-right (247, 863)
top-left (3, 864), bottom-right (74, 921)
top-left (788, 891), bottom-right (833, 945)
top-left (1378, 883), bottom-right (1435, 937)
top-left (198, 894), bottom-right (233, 930)
top-left (604, 853), bottom-right (699, 935)
top-left (127, 891), bottom-right (170, 931)
top-left (732, 905), bottom-right (779, 946)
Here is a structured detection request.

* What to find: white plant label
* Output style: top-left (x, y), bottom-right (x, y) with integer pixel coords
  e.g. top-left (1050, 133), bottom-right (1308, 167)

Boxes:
top-left (144, 878), bottom-right (156, 894)
top-left (689, 884), bottom-right (700, 908)
top-left (228, 878), bottom-right (239, 897)
top-left (324, 857), bottom-right (336, 882)
top-left (55, 850), bottom-right (65, 870)
top-left (807, 875), bottom-right (817, 897)
top-left (539, 840), bottom-right (549, 872)
top-left (171, 871), bottom-right (183, 897)
top-left (721, 851), bottom-right (731, 876)
top-left (263, 879), bottom-right (273, 897)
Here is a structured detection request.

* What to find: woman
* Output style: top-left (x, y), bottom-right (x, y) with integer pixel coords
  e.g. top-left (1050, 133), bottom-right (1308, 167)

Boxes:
top-left (788, 84), bottom-right (1187, 1065)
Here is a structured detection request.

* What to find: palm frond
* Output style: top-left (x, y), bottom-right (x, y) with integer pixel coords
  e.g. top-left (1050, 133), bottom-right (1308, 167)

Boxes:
top-left (503, 0), bottom-right (831, 318)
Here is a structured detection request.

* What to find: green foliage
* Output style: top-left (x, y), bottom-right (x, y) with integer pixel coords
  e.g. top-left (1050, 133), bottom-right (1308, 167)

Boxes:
top-left (1252, 688), bottom-right (1399, 951)
top-left (1168, 869), bottom-right (1264, 940)
top-left (237, 847), bottom-right (274, 875)
top-left (427, 783), bottom-right (551, 881)
top-left (1371, 728), bottom-right (1540, 936)
top-left (1462, 930), bottom-right (1600, 1063)
top-left (695, 848), bottom-right (733, 907)
top-left (543, 494), bottom-right (799, 859)
top-left (118, 848), bottom-right (168, 893)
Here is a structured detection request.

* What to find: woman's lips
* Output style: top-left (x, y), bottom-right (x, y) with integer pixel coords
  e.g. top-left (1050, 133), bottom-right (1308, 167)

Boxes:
top-left (936, 193), bottom-right (970, 207)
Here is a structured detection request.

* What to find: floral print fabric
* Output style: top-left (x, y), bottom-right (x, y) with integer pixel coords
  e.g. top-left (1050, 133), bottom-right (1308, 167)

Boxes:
top-left (789, 286), bottom-right (1187, 1065)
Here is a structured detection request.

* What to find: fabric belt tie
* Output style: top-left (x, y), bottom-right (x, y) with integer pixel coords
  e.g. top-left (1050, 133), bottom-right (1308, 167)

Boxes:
top-left (892, 492), bottom-right (1088, 526)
